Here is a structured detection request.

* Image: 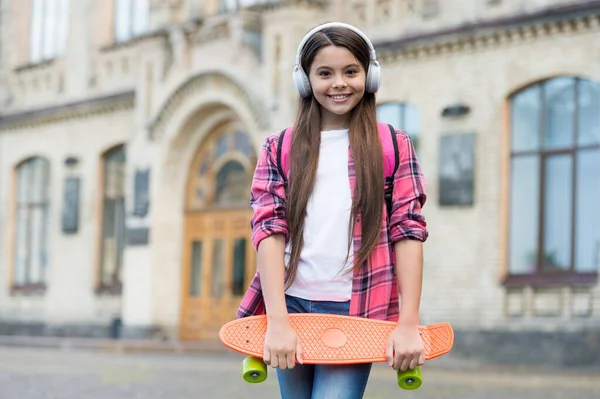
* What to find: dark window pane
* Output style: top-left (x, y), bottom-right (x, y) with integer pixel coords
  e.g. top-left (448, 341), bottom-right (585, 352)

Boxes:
top-left (216, 133), bottom-right (229, 159)
top-left (509, 156), bottom-right (540, 273)
top-left (199, 155), bottom-right (211, 176)
top-left (114, 200), bottom-right (126, 281)
top-left (544, 78), bottom-right (575, 150)
top-left (30, 206), bottom-right (45, 283)
top-left (404, 105), bottom-right (420, 151)
top-left (14, 157), bottom-right (50, 286)
top-left (578, 79), bottom-right (600, 146)
top-left (511, 85), bottom-right (541, 152)
top-left (211, 239), bottom-right (225, 298)
top-left (101, 146), bottom-right (126, 286)
top-left (103, 200), bottom-right (116, 237)
top-left (18, 161), bottom-right (33, 202)
top-left (377, 103), bottom-right (403, 128)
top-left (190, 241), bottom-right (203, 297)
top-left (543, 154), bottom-right (573, 271)
top-left (14, 206), bottom-right (28, 285)
top-left (215, 161), bottom-right (249, 206)
top-left (235, 131), bottom-right (252, 157)
top-left (232, 238), bottom-right (246, 296)
top-left (575, 149), bottom-right (600, 272)
top-left (377, 102), bottom-right (421, 152)
top-left (32, 158), bottom-right (49, 203)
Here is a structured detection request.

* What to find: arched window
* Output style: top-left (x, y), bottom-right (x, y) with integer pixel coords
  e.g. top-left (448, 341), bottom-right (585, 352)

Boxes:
top-left (99, 145), bottom-right (126, 292)
top-left (376, 102), bottom-right (421, 152)
top-left (508, 77), bottom-right (600, 284)
top-left (187, 126), bottom-right (255, 210)
top-left (14, 157), bottom-right (50, 290)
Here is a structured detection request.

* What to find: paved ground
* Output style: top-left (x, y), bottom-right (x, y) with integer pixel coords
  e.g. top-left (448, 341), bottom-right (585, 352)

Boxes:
top-left (0, 346), bottom-right (599, 399)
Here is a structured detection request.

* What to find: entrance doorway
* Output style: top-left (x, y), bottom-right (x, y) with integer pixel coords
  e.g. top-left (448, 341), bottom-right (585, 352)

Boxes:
top-left (179, 121), bottom-right (257, 340)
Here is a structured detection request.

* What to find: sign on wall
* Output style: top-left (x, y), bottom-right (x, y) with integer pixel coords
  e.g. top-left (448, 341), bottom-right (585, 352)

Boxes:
top-left (127, 168), bottom-right (151, 246)
top-left (62, 177), bottom-right (80, 233)
top-left (132, 168), bottom-right (150, 217)
top-left (438, 133), bottom-right (476, 206)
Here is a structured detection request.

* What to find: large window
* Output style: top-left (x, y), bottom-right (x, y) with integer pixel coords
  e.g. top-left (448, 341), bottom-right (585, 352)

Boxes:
top-left (376, 102), bottom-right (421, 152)
top-left (14, 157), bottom-right (50, 290)
top-left (99, 146), bottom-right (126, 292)
top-left (508, 77), bottom-right (600, 284)
top-left (29, 0), bottom-right (69, 63)
top-left (114, 0), bottom-right (149, 43)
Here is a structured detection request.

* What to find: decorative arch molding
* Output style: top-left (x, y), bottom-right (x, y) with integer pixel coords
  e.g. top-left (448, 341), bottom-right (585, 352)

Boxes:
top-left (147, 71), bottom-right (268, 141)
top-left (505, 72), bottom-right (600, 100)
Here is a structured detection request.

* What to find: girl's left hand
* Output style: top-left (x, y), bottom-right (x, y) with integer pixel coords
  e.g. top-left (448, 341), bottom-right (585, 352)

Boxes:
top-left (385, 324), bottom-right (425, 371)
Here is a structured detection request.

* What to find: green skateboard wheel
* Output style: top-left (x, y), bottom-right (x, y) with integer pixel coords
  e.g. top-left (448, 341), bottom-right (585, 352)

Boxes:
top-left (397, 366), bottom-right (422, 390)
top-left (242, 356), bottom-right (267, 383)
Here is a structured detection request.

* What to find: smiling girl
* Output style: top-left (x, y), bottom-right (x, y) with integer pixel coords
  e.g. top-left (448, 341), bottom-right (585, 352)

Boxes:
top-left (237, 22), bottom-right (429, 399)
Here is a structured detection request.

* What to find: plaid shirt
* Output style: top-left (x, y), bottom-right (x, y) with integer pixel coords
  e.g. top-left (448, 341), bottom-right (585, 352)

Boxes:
top-left (236, 128), bottom-right (428, 321)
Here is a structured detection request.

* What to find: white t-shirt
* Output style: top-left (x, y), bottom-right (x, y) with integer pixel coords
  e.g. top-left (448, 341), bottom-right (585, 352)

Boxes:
top-left (285, 129), bottom-right (354, 301)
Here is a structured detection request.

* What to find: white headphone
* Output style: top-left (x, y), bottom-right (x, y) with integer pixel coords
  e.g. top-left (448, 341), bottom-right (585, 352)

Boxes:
top-left (292, 22), bottom-right (381, 98)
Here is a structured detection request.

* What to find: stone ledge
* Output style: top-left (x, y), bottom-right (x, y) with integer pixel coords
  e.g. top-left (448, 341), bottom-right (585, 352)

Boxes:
top-left (0, 91), bottom-right (135, 131)
top-left (453, 329), bottom-right (600, 368)
top-left (0, 335), bottom-right (226, 354)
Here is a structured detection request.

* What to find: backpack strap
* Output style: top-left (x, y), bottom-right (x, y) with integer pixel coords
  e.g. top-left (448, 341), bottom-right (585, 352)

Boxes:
top-left (276, 127), bottom-right (293, 190)
top-left (378, 122), bottom-right (400, 219)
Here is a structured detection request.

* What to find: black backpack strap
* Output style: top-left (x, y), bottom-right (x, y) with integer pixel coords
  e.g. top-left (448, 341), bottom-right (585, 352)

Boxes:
top-left (384, 124), bottom-right (399, 219)
top-left (276, 128), bottom-right (288, 190)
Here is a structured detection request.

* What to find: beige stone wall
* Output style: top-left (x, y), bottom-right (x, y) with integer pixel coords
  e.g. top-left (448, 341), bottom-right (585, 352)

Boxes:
top-left (0, 0), bottom-right (598, 337)
top-left (0, 109), bottom-right (134, 325)
top-left (371, 13), bottom-right (600, 331)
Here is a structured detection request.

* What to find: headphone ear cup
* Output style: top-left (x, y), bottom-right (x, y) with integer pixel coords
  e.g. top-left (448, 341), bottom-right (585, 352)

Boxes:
top-left (293, 67), bottom-right (312, 97)
top-left (366, 61), bottom-right (381, 93)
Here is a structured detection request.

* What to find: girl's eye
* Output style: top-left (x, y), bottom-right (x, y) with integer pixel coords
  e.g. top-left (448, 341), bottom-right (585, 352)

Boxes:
top-left (319, 71), bottom-right (330, 77)
top-left (346, 70), bottom-right (357, 76)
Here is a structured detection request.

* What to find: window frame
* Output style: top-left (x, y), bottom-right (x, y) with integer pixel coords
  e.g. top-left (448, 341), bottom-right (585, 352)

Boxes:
top-left (97, 145), bottom-right (127, 295)
top-left (504, 77), bottom-right (600, 287)
top-left (11, 157), bottom-right (51, 294)
top-left (28, 0), bottom-right (69, 64)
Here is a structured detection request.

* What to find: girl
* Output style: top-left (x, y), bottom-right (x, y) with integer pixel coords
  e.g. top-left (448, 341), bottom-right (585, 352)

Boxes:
top-left (237, 22), bottom-right (429, 399)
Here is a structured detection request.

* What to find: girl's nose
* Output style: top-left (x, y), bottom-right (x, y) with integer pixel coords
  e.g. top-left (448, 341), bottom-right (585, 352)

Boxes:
top-left (332, 75), bottom-right (347, 88)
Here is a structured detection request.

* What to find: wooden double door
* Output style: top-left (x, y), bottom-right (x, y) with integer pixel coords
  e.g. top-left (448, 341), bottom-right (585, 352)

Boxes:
top-left (180, 209), bottom-right (256, 340)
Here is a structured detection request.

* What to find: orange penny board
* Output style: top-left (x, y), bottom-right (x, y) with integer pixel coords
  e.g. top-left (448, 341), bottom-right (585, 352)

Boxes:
top-left (219, 314), bottom-right (454, 365)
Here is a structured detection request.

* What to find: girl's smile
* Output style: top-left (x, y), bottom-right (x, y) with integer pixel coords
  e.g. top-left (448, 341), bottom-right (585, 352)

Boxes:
top-left (327, 94), bottom-right (352, 103)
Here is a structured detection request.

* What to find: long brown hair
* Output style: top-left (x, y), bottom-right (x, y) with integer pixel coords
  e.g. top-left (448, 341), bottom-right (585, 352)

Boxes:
top-left (285, 26), bottom-right (383, 289)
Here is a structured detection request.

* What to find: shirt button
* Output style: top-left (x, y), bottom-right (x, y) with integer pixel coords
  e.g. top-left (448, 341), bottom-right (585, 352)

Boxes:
top-left (353, 289), bottom-right (358, 293)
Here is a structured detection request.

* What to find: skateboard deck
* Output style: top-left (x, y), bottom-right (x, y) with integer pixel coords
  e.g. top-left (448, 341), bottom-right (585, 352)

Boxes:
top-left (219, 314), bottom-right (454, 365)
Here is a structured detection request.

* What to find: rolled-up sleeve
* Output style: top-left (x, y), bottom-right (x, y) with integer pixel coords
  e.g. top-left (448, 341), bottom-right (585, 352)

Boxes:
top-left (250, 134), bottom-right (289, 251)
top-left (389, 130), bottom-right (429, 243)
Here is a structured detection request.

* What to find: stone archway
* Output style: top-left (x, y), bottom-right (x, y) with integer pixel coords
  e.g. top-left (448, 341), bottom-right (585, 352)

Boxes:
top-left (179, 119), bottom-right (257, 341)
top-left (147, 71), bottom-right (265, 341)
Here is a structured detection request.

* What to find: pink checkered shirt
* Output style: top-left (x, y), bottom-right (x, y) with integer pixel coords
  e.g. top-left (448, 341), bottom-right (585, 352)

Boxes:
top-left (237, 128), bottom-right (428, 321)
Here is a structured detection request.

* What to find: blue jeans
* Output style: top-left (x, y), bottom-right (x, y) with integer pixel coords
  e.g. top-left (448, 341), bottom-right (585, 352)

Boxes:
top-left (275, 295), bottom-right (372, 399)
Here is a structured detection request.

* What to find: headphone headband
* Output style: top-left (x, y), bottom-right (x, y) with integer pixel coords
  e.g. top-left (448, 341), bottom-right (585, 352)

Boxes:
top-left (294, 22), bottom-right (378, 68)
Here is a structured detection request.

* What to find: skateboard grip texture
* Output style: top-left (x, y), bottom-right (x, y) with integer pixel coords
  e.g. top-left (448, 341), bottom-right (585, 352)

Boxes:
top-left (220, 314), bottom-right (453, 365)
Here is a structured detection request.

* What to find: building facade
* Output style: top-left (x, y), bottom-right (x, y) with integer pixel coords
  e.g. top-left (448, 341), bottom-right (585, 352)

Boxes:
top-left (0, 0), bottom-right (599, 365)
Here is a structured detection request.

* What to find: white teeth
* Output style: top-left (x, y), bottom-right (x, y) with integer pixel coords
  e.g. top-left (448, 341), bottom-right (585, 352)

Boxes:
top-left (331, 95), bottom-right (348, 100)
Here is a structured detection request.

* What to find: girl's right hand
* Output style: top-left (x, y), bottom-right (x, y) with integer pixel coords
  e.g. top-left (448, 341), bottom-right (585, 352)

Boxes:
top-left (263, 319), bottom-right (303, 370)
